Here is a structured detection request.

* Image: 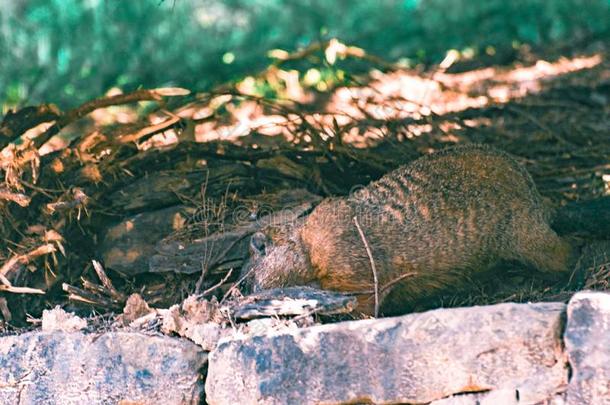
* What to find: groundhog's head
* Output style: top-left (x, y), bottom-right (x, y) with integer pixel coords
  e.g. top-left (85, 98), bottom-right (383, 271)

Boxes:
top-left (239, 224), bottom-right (313, 293)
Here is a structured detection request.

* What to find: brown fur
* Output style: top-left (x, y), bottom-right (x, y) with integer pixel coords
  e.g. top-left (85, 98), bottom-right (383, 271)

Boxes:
top-left (241, 144), bottom-right (574, 316)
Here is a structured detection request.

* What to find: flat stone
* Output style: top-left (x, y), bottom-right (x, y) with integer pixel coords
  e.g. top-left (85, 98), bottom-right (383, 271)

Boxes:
top-left (0, 331), bottom-right (206, 404)
top-left (564, 291), bottom-right (610, 405)
top-left (206, 302), bottom-right (568, 405)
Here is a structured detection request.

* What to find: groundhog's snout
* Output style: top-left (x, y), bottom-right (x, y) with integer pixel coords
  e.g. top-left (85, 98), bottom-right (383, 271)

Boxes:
top-left (249, 232), bottom-right (267, 257)
top-left (241, 228), bottom-right (314, 293)
top-left (238, 232), bottom-right (267, 293)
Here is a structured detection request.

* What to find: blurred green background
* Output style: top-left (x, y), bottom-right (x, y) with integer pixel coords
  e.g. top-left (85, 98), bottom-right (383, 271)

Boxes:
top-left (1, 0), bottom-right (608, 110)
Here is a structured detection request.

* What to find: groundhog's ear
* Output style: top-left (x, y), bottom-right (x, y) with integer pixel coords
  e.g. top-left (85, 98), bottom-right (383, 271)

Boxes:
top-left (249, 232), bottom-right (267, 256)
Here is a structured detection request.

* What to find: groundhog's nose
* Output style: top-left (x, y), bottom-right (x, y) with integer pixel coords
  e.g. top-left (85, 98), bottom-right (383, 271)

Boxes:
top-left (249, 232), bottom-right (267, 256)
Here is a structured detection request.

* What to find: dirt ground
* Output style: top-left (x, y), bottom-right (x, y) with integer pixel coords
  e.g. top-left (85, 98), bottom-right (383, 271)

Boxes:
top-left (0, 39), bottom-right (608, 329)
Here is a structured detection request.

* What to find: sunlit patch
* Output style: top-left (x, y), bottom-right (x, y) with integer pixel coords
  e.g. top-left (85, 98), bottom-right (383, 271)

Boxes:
top-left (236, 76), bottom-right (257, 95)
top-left (210, 94), bottom-right (233, 109)
top-left (147, 53), bottom-right (603, 148)
top-left (138, 131), bottom-right (179, 150)
top-left (603, 174), bottom-right (610, 196)
top-left (253, 115), bottom-right (293, 137)
top-left (26, 48), bottom-right (603, 155)
top-left (21, 121), bottom-right (55, 142)
top-left (50, 158), bottom-right (64, 174)
top-left (438, 54), bottom-right (602, 104)
top-left (303, 68), bottom-right (322, 87)
top-left (172, 213), bottom-right (187, 231)
top-left (440, 134), bottom-right (461, 143)
top-left (222, 52), bottom-right (235, 64)
top-left (39, 135), bottom-right (68, 156)
top-left (408, 124), bottom-right (434, 138)
top-left (80, 164), bottom-right (102, 184)
top-left (508, 55), bottom-right (601, 82)
top-left (439, 121), bottom-right (462, 132)
top-left (341, 126), bottom-right (388, 148)
top-left (86, 88), bottom-right (140, 127)
top-left (267, 49), bottom-right (290, 60)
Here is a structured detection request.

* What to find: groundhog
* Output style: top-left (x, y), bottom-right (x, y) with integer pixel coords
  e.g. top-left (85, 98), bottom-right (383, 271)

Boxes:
top-left (241, 144), bottom-right (574, 316)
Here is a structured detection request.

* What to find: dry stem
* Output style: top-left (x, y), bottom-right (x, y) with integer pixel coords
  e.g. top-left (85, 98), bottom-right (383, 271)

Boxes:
top-left (353, 216), bottom-right (379, 317)
top-left (0, 243), bottom-right (56, 284)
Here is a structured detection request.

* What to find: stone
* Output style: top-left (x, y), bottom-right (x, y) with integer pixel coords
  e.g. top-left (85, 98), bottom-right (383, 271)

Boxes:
top-left (564, 291), bottom-right (610, 405)
top-left (41, 306), bottom-right (87, 332)
top-left (0, 331), bottom-right (206, 404)
top-left (206, 302), bottom-right (568, 405)
top-left (120, 293), bottom-right (155, 325)
top-left (160, 296), bottom-right (228, 351)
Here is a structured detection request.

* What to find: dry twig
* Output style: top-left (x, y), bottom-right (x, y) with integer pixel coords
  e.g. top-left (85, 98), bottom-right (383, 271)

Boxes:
top-left (62, 283), bottom-right (122, 309)
top-left (0, 285), bottom-right (45, 294)
top-left (353, 216), bottom-right (379, 317)
top-left (0, 297), bottom-right (11, 321)
top-left (92, 260), bottom-right (125, 301)
top-left (0, 243), bottom-right (56, 284)
top-left (203, 268), bottom-right (234, 297)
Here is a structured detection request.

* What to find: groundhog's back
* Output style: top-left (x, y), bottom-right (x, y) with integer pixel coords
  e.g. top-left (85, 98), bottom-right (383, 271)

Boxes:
top-left (301, 144), bottom-right (571, 314)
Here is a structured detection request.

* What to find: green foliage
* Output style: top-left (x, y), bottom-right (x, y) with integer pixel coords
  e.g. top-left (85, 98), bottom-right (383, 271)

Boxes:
top-left (1, 0), bottom-right (608, 109)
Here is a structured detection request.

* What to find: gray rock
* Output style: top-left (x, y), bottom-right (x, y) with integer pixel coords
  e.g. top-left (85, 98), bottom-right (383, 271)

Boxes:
top-left (564, 291), bottom-right (610, 405)
top-left (0, 331), bottom-right (206, 404)
top-left (206, 302), bottom-right (568, 405)
top-left (41, 306), bottom-right (87, 332)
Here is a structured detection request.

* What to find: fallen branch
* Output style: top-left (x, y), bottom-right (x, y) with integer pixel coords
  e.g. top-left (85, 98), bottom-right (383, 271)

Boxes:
top-left (62, 261), bottom-right (127, 310)
top-left (117, 114), bottom-right (181, 144)
top-left (203, 268), bottom-right (234, 297)
top-left (0, 243), bottom-right (56, 282)
top-left (0, 285), bottom-right (45, 294)
top-left (62, 88), bottom-right (190, 125)
top-left (0, 104), bottom-right (61, 148)
top-left (62, 283), bottom-right (122, 310)
top-left (92, 260), bottom-right (125, 302)
top-left (33, 87), bottom-right (191, 149)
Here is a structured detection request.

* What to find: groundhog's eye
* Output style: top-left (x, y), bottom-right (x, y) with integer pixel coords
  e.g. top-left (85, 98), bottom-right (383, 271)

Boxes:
top-left (249, 232), bottom-right (267, 256)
